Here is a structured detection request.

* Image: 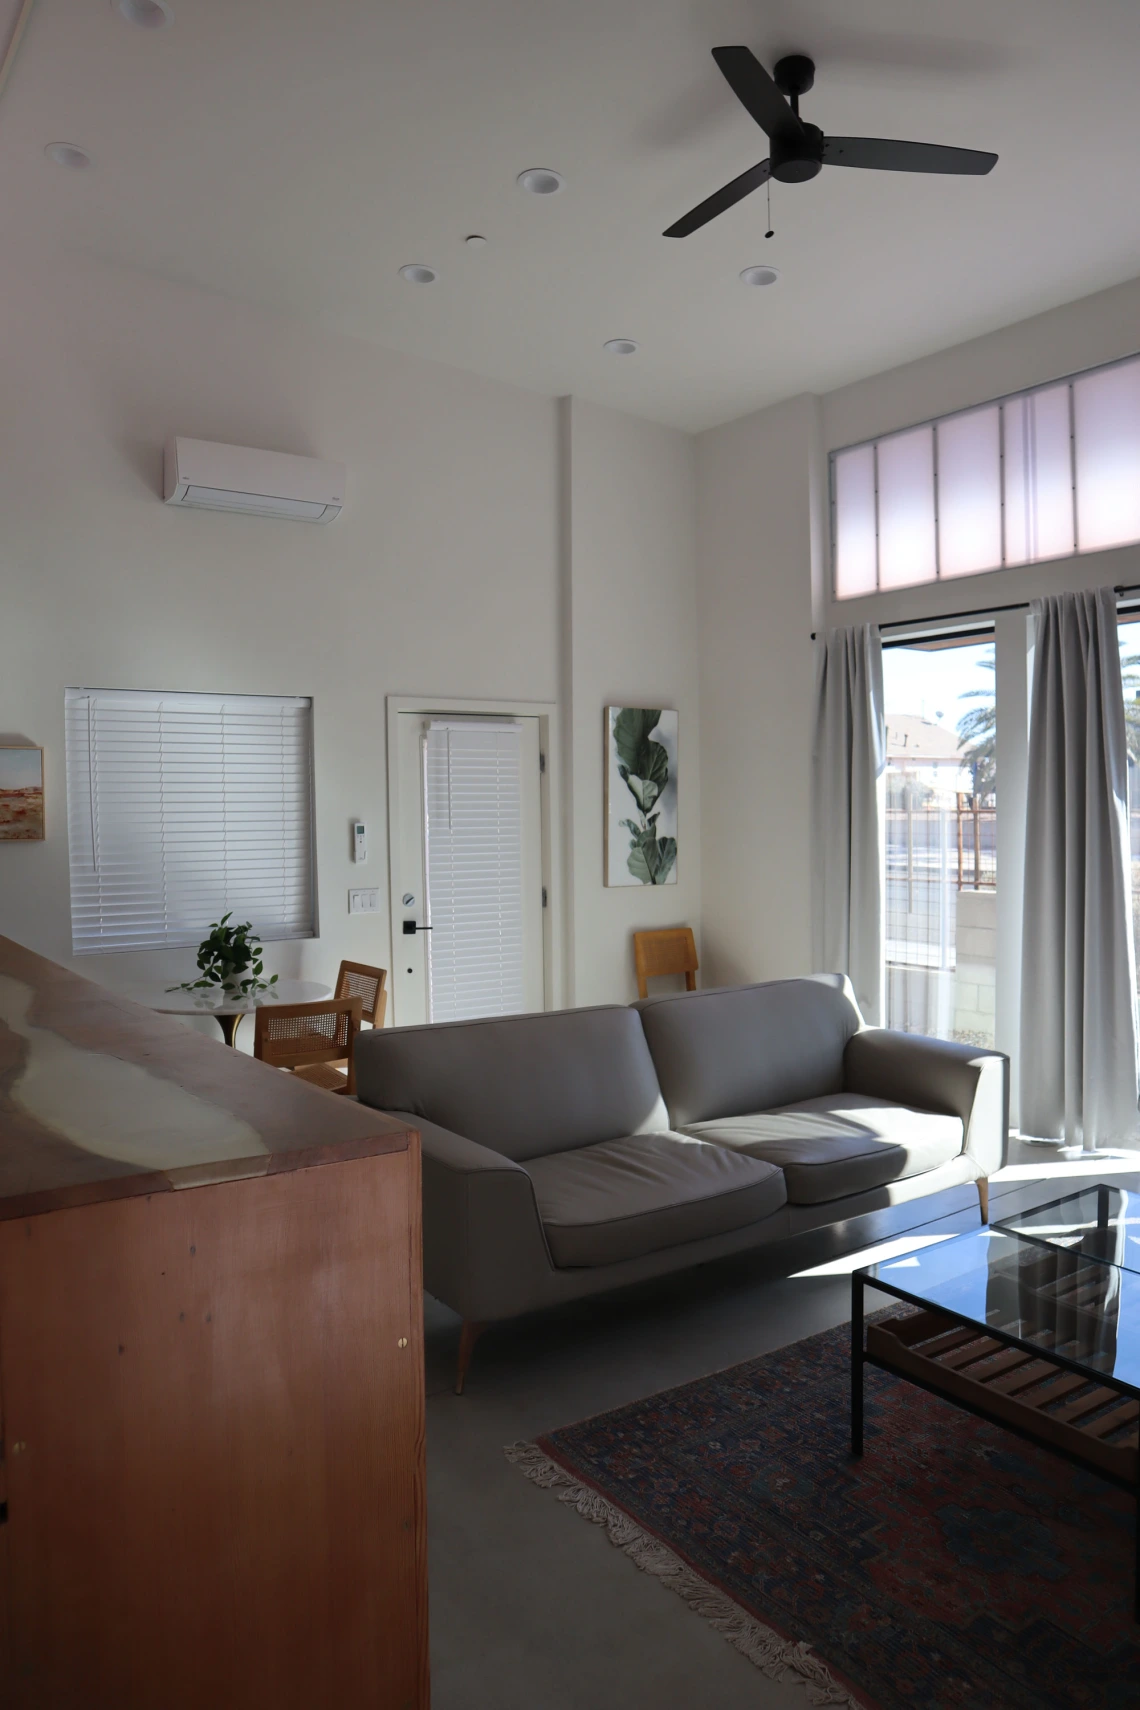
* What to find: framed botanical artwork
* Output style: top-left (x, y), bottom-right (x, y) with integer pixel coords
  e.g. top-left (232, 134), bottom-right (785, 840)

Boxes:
top-left (604, 708), bottom-right (678, 886)
top-left (0, 746), bottom-right (44, 841)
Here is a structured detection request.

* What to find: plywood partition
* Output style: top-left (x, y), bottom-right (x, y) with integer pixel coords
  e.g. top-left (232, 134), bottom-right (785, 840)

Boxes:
top-left (0, 936), bottom-right (428, 1709)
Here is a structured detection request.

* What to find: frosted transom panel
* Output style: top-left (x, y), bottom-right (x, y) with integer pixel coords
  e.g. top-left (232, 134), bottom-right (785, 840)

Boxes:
top-left (937, 405), bottom-right (1001, 578)
top-left (832, 351), bottom-right (1140, 598)
top-left (1075, 362), bottom-right (1140, 552)
top-left (877, 426), bottom-right (936, 589)
top-left (833, 444), bottom-right (877, 599)
top-left (1003, 385), bottom-right (1074, 565)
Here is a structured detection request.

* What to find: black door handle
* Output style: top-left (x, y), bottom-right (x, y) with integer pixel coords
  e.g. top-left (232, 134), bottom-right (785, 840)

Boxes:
top-left (402, 920), bottom-right (433, 935)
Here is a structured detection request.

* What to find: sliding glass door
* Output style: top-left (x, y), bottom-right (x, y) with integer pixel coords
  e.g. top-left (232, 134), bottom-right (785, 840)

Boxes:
top-left (882, 637), bottom-right (997, 1045)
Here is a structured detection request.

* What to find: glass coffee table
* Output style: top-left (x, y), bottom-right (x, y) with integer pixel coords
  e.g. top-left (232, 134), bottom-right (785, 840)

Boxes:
top-left (852, 1184), bottom-right (1140, 1617)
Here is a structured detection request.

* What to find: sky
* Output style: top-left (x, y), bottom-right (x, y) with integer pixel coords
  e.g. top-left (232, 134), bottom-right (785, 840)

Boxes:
top-left (0, 747), bottom-right (42, 791)
top-left (883, 642), bottom-right (994, 732)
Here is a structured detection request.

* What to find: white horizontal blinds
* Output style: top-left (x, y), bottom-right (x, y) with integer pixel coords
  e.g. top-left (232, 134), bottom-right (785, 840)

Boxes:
top-left (423, 719), bottom-right (525, 1023)
top-left (832, 350), bottom-right (1140, 596)
top-left (936, 404), bottom-right (1002, 578)
top-left (66, 689), bottom-right (314, 955)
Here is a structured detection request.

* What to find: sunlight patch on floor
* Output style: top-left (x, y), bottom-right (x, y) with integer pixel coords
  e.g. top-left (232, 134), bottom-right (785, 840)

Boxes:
top-left (791, 1232), bottom-right (957, 1278)
top-left (994, 1158), bottom-right (1140, 1182)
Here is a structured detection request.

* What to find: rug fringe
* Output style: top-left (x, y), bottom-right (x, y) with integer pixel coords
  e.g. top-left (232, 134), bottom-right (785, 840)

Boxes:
top-left (504, 1439), bottom-right (865, 1709)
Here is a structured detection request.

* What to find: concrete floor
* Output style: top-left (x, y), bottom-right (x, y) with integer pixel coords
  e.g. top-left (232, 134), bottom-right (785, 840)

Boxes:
top-left (425, 1147), bottom-right (1140, 1709)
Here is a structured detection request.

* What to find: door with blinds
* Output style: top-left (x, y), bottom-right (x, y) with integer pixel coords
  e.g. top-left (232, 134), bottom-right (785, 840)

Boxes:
top-left (391, 714), bottom-right (545, 1026)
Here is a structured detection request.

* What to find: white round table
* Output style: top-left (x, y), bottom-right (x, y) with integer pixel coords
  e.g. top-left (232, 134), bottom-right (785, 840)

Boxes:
top-left (146, 978), bottom-right (332, 1047)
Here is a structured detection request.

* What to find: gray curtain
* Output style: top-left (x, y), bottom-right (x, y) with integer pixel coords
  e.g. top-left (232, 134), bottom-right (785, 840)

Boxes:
top-left (812, 625), bottom-right (885, 1023)
top-left (1020, 587), bottom-right (1139, 1150)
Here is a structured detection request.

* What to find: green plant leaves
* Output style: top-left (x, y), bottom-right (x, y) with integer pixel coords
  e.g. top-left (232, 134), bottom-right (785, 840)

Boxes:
top-left (613, 707), bottom-right (676, 885)
top-left (169, 916), bottom-right (276, 995)
top-left (627, 829), bottom-right (678, 885)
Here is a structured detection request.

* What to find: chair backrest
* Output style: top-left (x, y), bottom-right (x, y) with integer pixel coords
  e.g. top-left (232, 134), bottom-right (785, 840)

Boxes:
top-left (254, 998), bottom-right (362, 1092)
top-left (335, 961), bottom-right (387, 1027)
top-left (633, 927), bottom-right (698, 1000)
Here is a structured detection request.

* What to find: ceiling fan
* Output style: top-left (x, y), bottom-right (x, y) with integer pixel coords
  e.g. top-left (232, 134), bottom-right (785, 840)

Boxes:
top-left (664, 47), bottom-right (997, 238)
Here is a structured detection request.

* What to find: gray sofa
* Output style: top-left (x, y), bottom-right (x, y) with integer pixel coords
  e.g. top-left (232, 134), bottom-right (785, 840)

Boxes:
top-left (354, 975), bottom-right (1008, 1390)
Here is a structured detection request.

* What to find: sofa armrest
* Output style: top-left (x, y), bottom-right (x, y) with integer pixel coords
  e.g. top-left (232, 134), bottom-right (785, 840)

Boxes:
top-left (843, 1030), bottom-right (1009, 1177)
top-left (395, 1113), bottom-right (556, 1323)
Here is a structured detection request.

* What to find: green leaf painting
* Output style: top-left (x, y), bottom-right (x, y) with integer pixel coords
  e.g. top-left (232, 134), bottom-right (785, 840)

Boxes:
top-left (606, 707), bottom-right (678, 886)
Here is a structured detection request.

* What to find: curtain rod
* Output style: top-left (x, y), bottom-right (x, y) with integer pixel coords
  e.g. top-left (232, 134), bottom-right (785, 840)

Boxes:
top-left (810, 583), bottom-right (1140, 641)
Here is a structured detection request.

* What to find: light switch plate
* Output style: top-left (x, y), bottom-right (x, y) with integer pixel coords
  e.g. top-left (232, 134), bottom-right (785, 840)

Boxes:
top-left (349, 887), bottom-right (380, 914)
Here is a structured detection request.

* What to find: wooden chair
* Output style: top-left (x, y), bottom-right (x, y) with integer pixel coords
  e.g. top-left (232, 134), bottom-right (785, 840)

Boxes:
top-left (254, 997), bottom-right (362, 1095)
top-left (633, 927), bottom-right (698, 1001)
top-left (334, 960), bottom-right (387, 1028)
top-left (292, 962), bottom-right (387, 1093)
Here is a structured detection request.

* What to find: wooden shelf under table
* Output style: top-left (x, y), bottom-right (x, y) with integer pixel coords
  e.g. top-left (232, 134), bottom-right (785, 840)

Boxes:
top-left (867, 1307), bottom-right (1139, 1485)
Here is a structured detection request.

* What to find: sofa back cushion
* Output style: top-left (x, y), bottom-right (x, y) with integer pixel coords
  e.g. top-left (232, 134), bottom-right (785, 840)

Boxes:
top-left (354, 1005), bottom-right (669, 1162)
top-left (635, 975), bottom-right (862, 1128)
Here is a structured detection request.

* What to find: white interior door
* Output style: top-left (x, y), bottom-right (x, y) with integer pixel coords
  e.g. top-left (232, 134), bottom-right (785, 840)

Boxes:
top-left (391, 712), bottom-right (545, 1025)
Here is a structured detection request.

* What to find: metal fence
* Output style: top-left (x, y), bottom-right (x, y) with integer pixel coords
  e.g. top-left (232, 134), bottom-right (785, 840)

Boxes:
top-left (885, 796), bottom-right (996, 973)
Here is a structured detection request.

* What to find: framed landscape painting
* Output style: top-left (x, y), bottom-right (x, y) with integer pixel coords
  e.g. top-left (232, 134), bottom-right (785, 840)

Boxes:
top-left (604, 708), bottom-right (678, 886)
top-left (0, 747), bottom-right (44, 841)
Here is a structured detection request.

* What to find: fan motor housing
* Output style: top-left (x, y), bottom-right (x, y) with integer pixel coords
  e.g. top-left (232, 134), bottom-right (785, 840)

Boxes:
top-left (771, 122), bottom-right (824, 183)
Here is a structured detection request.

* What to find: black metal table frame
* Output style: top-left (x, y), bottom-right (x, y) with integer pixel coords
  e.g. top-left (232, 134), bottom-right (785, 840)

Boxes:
top-left (851, 1265), bottom-right (1140, 1620)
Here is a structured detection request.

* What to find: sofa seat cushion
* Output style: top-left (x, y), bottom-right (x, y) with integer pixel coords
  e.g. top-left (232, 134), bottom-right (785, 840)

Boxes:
top-left (525, 1133), bottom-right (786, 1268)
top-left (681, 1094), bottom-right (963, 1206)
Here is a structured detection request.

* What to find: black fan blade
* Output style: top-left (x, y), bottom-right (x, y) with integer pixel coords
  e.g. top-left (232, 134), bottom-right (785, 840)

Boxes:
top-left (823, 136), bottom-right (997, 174)
top-left (712, 46), bottom-right (803, 141)
top-left (663, 159), bottom-right (771, 238)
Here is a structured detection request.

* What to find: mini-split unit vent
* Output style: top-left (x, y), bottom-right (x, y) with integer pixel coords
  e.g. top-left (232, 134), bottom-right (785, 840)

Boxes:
top-left (163, 437), bottom-right (347, 524)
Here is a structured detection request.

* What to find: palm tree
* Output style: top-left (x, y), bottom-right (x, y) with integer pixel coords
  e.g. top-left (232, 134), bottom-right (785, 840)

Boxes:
top-left (957, 659), bottom-right (995, 798)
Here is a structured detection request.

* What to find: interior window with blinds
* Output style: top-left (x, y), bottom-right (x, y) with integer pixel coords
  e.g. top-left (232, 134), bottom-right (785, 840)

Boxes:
top-left (65, 689), bottom-right (315, 955)
top-left (422, 719), bottom-right (532, 1023)
top-left (832, 349), bottom-right (1140, 598)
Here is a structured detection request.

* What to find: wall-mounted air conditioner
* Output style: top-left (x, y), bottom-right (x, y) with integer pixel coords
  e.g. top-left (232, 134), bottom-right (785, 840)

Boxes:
top-left (163, 437), bottom-right (346, 524)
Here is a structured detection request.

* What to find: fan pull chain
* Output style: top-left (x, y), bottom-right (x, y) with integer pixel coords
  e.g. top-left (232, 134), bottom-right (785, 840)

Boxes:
top-left (765, 177), bottom-right (774, 239)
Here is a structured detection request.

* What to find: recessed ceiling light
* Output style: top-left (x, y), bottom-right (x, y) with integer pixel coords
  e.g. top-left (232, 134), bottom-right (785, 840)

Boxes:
top-left (740, 265), bottom-right (780, 287)
top-left (517, 168), bottom-right (563, 195)
top-left (115, 0), bottom-right (173, 27)
top-left (465, 234), bottom-right (488, 248)
top-left (44, 142), bottom-right (91, 169)
top-left (399, 263), bottom-right (437, 284)
top-left (604, 339), bottom-right (639, 356)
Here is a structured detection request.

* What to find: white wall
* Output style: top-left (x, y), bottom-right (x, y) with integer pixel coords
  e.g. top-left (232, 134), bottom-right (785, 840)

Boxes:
top-left (562, 397), bottom-right (700, 1005)
top-left (696, 394), bottom-right (821, 987)
top-left (0, 251), bottom-right (699, 1025)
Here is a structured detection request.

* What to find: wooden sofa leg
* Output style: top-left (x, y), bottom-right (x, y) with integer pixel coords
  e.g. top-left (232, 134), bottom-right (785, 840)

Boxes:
top-left (455, 1321), bottom-right (486, 1396)
top-left (976, 1178), bottom-right (989, 1225)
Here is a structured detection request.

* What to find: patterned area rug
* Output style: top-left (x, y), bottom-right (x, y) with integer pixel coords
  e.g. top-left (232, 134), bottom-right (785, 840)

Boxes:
top-left (506, 1318), bottom-right (1140, 1709)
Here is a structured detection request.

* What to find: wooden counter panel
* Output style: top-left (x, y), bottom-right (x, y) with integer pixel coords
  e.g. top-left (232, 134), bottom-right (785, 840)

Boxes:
top-left (0, 1146), bottom-right (428, 1709)
top-left (0, 936), bottom-right (413, 1217)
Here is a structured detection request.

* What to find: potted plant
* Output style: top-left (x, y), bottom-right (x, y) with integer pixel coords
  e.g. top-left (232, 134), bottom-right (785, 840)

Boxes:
top-left (167, 914), bottom-right (279, 999)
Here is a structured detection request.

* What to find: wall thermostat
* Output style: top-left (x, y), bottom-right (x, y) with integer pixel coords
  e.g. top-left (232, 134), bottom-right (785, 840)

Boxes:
top-left (352, 820), bottom-right (367, 864)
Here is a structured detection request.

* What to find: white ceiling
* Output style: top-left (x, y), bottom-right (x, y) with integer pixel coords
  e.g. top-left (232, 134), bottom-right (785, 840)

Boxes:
top-left (3, 0), bottom-right (1140, 431)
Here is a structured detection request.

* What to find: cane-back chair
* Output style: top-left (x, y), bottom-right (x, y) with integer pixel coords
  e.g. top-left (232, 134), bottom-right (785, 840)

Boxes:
top-left (291, 963), bottom-right (387, 1093)
top-left (254, 997), bottom-right (362, 1095)
top-left (632, 927), bottom-right (698, 1002)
